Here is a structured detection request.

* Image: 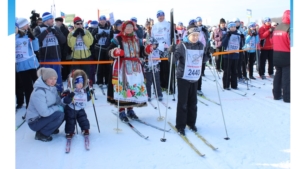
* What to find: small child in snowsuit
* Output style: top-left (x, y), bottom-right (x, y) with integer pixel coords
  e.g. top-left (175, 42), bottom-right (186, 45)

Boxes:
top-left (143, 37), bottom-right (163, 102)
top-left (61, 69), bottom-right (91, 139)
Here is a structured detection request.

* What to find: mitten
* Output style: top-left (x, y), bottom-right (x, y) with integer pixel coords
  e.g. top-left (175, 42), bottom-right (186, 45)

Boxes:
top-left (72, 29), bottom-right (80, 37)
top-left (27, 31), bottom-right (35, 40)
top-left (112, 48), bottom-right (125, 57)
top-left (63, 92), bottom-right (75, 104)
top-left (145, 44), bottom-right (153, 54)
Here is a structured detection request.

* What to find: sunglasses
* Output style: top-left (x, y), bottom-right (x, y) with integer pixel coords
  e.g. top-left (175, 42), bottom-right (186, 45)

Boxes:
top-left (76, 23), bottom-right (83, 25)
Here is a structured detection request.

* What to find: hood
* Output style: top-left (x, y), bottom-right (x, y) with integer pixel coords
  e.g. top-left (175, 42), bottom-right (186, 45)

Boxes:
top-left (33, 77), bottom-right (57, 93)
top-left (282, 10), bottom-right (290, 24)
top-left (68, 69), bottom-right (88, 89)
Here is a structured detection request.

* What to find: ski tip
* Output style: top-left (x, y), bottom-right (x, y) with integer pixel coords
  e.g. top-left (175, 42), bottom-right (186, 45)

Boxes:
top-left (145, 136), bottom-right (149, 139)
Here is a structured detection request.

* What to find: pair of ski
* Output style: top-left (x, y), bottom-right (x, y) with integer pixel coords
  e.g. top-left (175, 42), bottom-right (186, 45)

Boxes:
top-left (197, 94), bottom-right (220, 106)
top-left (168, 122), bottom-right (218, 157)
top-left (112, 111), bottom-right (171, 139)
top-left (65, 135), bottom-right (89, 153)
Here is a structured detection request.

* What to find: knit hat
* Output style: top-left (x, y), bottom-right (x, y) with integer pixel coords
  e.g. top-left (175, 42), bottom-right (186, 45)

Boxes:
top-left (99, 15), bottom-right (106, 21)
top-left (220, 18), bottom-right (226, 24)
top-left (233, 18), bottom-right (240, 23)
top-left (42, 12), bottom-right (54, 22)
top-left (227, 22), bottom-right (236, 29)
top-left (16, 18), bottom-right (29, 28)
top-left (186, 25), bottom-right (200, 37)
top-left (131, 17), bottom-right (137, 22)
top-left (73, 16), bottom-right (82, 24)
top-left (89, 20), bottom-right (98, 27)
top-left (196, 17), bottom-right (202, 22)
top-left (157, 10), bottom-right (165, 18)
top-left (264, 17), bottom-right (271, 23)
top-left (248, 22), bottom-right (256, 29)
top-left (188, 19), bottom-right (196, 26)
top-left (55, 17), bottom-right (63, 22)
top-left (75, 76), bottom-right (84, 84)
top-left (178, 22), bottom-right (183, 26)
top-left (114, 19), bottom-right (123, 27)
top-left (37, 68), bottom-right (58, 81)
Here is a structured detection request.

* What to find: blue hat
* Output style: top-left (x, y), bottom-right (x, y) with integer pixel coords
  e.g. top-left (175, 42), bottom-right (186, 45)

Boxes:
top-left (157, 10), bottom-right (165, 18)
top-left (264, 17), bottom-right (271, 23)
top-left (248, 22), bottom-right (256, 29)
top-left (189, 19), bottom-right (196, 25)
top-left (99, 15), bottom-right (106, 21)
top-left (178, 22), bottom-right (183, 26)
top-left (131, 17), bottom-right (137, 22)
top-left (196, 17), bottom-right (202, 22)
top-left (114, 19), bottom-right (123, 27)
top-left (75, 76), bottom-right (84, 84)
top-left (227, 22), bottom-right (236, 29)
top-left (42, 12), bottom-right (54, 22)
top-left (233, 18), bottom-right (240, 23)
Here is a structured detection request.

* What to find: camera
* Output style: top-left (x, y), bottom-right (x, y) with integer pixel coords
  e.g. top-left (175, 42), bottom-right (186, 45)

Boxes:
top-left (30, 10), bottom-right (40, 29)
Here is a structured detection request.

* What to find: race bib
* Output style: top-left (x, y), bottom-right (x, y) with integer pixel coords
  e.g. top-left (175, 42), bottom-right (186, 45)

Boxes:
top-left (182, 43), bottom-right (203, 81)
top-left (228, 34), bottom-right (240, 53)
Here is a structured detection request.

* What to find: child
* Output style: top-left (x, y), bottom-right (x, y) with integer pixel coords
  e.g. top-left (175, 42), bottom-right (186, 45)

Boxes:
top-left (221, 22), bottom-right (242, 90)
top-left (169, 24), bottom-right (205, 136)
top-left (144, 37), bottom-right (163, 102)
top-left (62, 69), bottom-right (91, 139)
top-left (243, 22), bottom-right (260, 80)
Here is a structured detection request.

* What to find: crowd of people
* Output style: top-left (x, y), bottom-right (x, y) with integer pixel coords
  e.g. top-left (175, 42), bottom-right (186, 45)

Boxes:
top-left (15, 9), bottom-right (290, 141)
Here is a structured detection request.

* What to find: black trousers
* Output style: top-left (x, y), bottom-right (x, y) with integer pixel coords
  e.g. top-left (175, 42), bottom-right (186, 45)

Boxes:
top-left (215, 48), bottom-right (224, 70)
top-left (246, 52), bottom-right (256, 77)
top-left (237, 52), bottom-right (248, 78)
top-left (197, 75), bottom-right (203, 91)
top-left (160, 61), bottom-right (175, 93)
top-left (15, 71), bottom-right (24, 106)
top-left (175, 78), bottom-right (198, 130)
top-left (259, 49), bottom-right (274, 76)
top-left (95, 48), bottom-right (110, 85)
top-left (222, 58), bottom-right (238, 89)
top-left (64, 106), bottom-right (90, 134)
top-left (17, 69), bottom-right (38, 108)
top-left (72, 57), bottom-right (91, 79)
top-left (273, 66), bottom-right (290, 102)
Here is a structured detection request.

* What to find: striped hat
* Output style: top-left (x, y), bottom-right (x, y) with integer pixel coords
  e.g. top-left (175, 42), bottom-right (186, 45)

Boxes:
top-left (16, 18), bottom-right (29, 28)
top-left (42, 12), bottom-right (54, 22)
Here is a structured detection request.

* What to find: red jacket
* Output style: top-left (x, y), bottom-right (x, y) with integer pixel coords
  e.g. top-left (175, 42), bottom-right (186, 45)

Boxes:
top-left (258, 24), bottom-right (273, 50)
top-left (272, 10), bottom-right (290, 67)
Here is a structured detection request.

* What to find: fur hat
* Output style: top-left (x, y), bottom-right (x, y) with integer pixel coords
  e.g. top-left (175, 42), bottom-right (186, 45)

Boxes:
top-left (16, 18), bottom-right (29, 28)
top-left (220, 18), bottom-right (226, 24)
top-left (73, 16), bottom-right (82, 24)
top-left (42, 12), bottom-right (53, 22)
top-left (68, 69), bottom-right (88, 89)
top-left (55, 17), bottom-right (63, 22)
top-left (186, 25), bottom-right (200, 36)
top-left (37, 68), bottom-right (58, 81)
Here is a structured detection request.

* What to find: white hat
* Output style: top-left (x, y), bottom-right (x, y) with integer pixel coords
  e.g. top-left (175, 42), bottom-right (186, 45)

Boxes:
top-left (16, 17), bottom-right (29, 28)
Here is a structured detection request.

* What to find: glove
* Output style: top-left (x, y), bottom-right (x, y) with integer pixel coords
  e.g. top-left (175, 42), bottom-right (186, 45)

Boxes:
top-left (269, 28), bottom-right (274, 33)
top-left (113, 48), bottom-right (125, 57)
top-left (47, 26), bottom-right (52, 33)
top-left (61, 90), bottom-right (70, 98)
top-left (168, 44), bottom-right (176, 53)
top-left (145, 44), bottom-right (153, 54)
top-left (252, 32), bottom-right (257, 36)
top-left (78, 28), bottom-right (85, 36)
top-left (63, 92), bottom-right (75, 104)
top-left (227, 31), bottom-right (232, 37)
top-left (73, 29), bottom-right (80, 37)
top-left (100, 31), bottom-right (107, 37)
top-left (27, 31), bottom-right (35, 40)
top-left (240, 34), bottom-right (244, 39)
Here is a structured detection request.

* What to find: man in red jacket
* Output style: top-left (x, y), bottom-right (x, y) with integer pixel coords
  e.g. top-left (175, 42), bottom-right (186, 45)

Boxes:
top-left (272, 10), bottom-right (290, 103)
top-left (258, 17), bottom-right (275, 79)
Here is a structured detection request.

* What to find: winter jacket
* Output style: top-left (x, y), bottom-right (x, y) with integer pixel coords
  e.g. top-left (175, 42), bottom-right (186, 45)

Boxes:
top-left (273, 10), bottom-right (290, 67)
top-left (221, 31), bottom-right (241, 59)
top-left (258, 24), bottom-right (273, 50)
top-left (15, 33), bottom-right (40, 72)
top-left (67, 29), bottom-right (93, 59)
top-left (34, 24), bottom-right (66, 61)
top-left (243, 34), bottom-right (260, 53)
top-left (134, 24), bottom-right (144, 46)
top-left (91, 23), bottom-right (114, 49)
top-left (171, 37), bottom-right (205, 83)
top-left (213, 26), bottom-right (227, 49)
top-left (26, 77), bottom-right (63, 123)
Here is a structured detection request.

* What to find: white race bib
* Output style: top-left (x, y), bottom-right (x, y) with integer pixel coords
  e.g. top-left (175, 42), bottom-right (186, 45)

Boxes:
top-left (227, 34), bottom-right (240, 53)
top-left (97, 27), bottom-right (110, 45)
top-left (15, 37), bottom-right (32, 62)
top-left (182, 43), bottom-right (203, 81)
top-left (74, 35), bottom-right (88, 51)
top-left (148, 50), bottom-right (160, 67)
top-left (42, 33), bottom-right (58, 47)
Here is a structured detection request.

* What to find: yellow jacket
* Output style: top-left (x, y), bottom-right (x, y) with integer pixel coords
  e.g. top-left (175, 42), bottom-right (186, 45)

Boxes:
top-left (67, 29), bottom-right (93, 59)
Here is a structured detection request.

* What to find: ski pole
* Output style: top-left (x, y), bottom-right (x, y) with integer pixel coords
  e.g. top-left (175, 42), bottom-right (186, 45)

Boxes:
top-left (70, 74), bottom-right (79, 135)
top-left (88, 80), bottom-right (100, 133)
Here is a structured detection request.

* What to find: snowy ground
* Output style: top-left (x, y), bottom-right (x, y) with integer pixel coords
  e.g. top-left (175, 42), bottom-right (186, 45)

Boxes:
top-left (15, 64), bottom-right (290, 169)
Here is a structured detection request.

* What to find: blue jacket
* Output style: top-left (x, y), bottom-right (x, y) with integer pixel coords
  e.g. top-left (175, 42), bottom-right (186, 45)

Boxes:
top-left (15, 34), bottom-right (40, 72)
top-left (243, 34), bottom-right (260, 53)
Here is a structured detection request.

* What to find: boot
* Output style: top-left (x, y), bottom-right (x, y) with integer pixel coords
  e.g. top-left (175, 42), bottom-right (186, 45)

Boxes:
top-left (35, 131), bottom-right (53, 142)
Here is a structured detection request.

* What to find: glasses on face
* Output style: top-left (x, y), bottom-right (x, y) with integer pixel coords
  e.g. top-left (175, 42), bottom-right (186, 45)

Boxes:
top-left (76, 23), bottom-right (83, 25)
